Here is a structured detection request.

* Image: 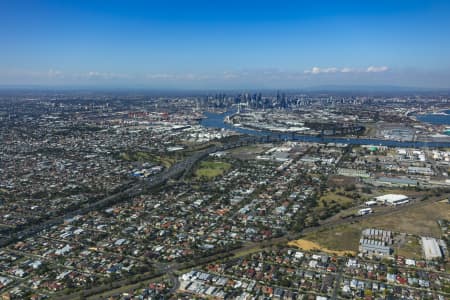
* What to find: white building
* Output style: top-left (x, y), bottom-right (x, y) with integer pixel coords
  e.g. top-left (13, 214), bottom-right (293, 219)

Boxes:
top-left (421, 237), bottom-right (443, 260)
top-left (375, 194), bottom-right (409, 206)
top-left (358, 208), bottom-right (373, 216)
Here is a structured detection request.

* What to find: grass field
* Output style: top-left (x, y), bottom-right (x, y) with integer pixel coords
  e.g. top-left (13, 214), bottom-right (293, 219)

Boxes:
top-left (313, 190), bottom-right (356, 220)
top-left (232, 246), bottom-right (269, 258)
top-left (364, 200), bottom-right (449, 236)
top-left (195, 160), bottom-right (231, 179)
top-left (120, 151), bottom-right (176, 168)
top-left (319, 191), bottom-right (354, 208)
top-left (302, 200), bottom-right (449, 257)
top-left (303, 225), bottom-right (361, 252)
top-left (288, 239), bottom-right (356, 256)
top-left (395, 235), bottom-right (423, 259)
top-left (229, 144), bottom-right (271, 159)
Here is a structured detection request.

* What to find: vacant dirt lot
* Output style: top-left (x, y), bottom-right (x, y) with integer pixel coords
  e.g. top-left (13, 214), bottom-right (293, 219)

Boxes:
top-left (301, 200), bottom-right (449, 256)
top-left (288, 239), bottom-right (356, 256)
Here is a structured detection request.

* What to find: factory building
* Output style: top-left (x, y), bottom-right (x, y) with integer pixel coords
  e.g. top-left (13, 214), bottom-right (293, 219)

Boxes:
top-left (359, 239), bottom-right (392, 256)
top-left (359, 228), bottom-right (394, 256)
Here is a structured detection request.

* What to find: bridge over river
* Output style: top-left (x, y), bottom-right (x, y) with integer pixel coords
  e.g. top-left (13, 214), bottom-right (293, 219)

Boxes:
top-left (201, 110), bottom-right (450, 148)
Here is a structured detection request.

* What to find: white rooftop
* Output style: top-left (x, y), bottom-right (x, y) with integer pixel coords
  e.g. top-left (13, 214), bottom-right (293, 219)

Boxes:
top-left (421, 237), bottom-right (443, 260)
top-left (375, 194), bottom-right (408, 203)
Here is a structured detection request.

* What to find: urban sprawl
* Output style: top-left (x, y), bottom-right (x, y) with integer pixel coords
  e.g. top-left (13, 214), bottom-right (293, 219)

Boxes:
top-left (0, 91), bottom-right (449, 300)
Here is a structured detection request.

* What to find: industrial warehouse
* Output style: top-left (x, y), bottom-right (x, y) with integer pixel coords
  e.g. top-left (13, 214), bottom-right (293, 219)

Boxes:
top-left (374, 194), bottom-right (409, 206)
top-left (359, 229), bottom-right (394, 256)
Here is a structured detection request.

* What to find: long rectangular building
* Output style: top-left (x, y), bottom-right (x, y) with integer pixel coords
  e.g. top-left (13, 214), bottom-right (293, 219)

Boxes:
top-left (375, 194), bottom-right (409, 206)
top-left (359, 239), bottom-right (392, 256)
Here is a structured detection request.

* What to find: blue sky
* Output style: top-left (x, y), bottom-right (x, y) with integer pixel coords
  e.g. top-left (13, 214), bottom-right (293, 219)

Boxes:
top-left (1, 0), bottom-right (450, 89)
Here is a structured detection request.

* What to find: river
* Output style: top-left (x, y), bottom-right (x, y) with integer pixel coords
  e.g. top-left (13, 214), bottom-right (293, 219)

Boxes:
top-left (200, 111), bottom-right (450, 148)
top-left (415, 111), bottom-right (450, 126)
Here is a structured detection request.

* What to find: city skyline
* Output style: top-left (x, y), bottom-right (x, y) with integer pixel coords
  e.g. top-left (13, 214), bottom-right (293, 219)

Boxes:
top-left (1, 0), bottom-right (450, 89)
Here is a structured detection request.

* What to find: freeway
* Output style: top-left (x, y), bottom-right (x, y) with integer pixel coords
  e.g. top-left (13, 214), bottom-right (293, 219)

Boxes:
top-left (3, 132), bottom-right (447, 299)
top-left (0, 131), bottom-right (441, 249)
top-left (0, 134), bottom-right (278, 248)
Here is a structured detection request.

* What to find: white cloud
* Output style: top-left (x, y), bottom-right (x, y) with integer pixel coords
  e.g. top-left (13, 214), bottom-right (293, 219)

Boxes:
top-left (2, 69), bottom-right (65, 79)
top-left (304, 67), bottom-right (317, 74)
top-left (305, 66), bottom-right (390, 74)
top-left (0, 65), bottom-right (405, 88)
top-left (322, 67), bottom-right (339, 73)
top-left (85, 71), bottom-right (131, 80)
top-left (305, 67), bottom-right (339, 74)
top-left (366, 66), bottom-right (389, 73)
top-left (340, 67), bottom-right (355, 73)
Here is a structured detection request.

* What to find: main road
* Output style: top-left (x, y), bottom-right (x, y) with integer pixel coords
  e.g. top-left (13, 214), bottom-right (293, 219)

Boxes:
top-left (2, 128), bottom-right (448, 298)
top-left (0, 134), bottom-right (280, 248)
top-left (67, 193), bottom-right (446, 300)
top-left (1, 128), bottom-right (445, 248)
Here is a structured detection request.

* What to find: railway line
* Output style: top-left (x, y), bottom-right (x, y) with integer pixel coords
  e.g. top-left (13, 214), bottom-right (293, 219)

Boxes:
top-left (0, 135), bottom-right (281, 248)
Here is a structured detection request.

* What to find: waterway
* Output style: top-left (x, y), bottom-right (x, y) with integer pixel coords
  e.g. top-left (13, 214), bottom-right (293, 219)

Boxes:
top-left (200, 111), bottom-right (450, 148)
top-left (416, 111), bottom-right (450, 126)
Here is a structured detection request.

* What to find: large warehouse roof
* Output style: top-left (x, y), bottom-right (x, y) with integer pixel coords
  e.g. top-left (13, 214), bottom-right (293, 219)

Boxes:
top-left (375, 194), bottom-right (408, 204)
